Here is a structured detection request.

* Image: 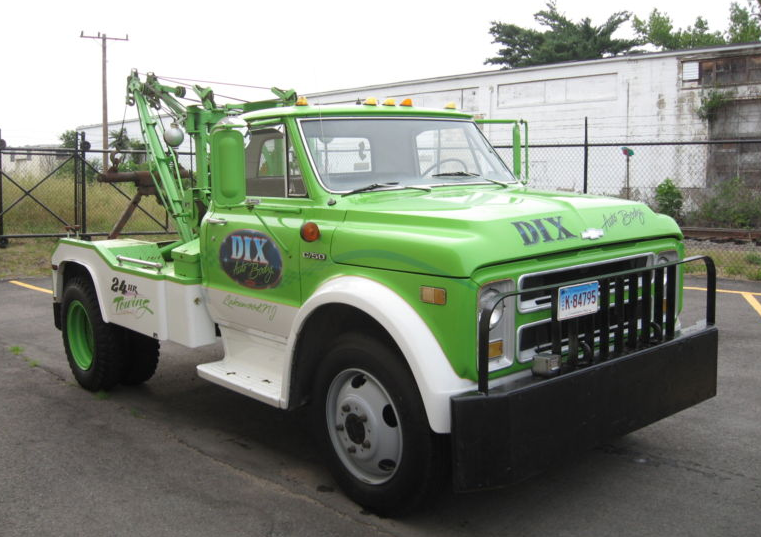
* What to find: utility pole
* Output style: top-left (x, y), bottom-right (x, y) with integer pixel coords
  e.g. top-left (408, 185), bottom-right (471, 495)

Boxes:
top-left (80, 32), bottom-right (129, 155)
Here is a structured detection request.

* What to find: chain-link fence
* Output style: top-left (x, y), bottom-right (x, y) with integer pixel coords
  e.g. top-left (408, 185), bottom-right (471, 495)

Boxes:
top-left (0, 139), bottom-right (197, 247)
top-left (2, 134), bottom-right (760, 278)
top-left (493, 139), bottom-right (761, 279)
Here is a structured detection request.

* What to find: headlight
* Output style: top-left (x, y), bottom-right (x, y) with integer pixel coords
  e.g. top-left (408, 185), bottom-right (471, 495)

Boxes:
top-left (477, 280), bottom-right (514, 371)
top-left (657, 250), bottom-right (678, 265)
top-left (479, 288), bottom-right (504, 329)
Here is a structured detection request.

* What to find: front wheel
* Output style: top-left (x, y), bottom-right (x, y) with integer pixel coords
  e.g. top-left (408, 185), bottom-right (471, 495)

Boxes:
top-left (313, 333), bottom-right (448, 516)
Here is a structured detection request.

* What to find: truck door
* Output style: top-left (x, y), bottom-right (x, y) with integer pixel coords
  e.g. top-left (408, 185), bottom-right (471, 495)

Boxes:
top-left (202, 122), bottom-right (309, 339)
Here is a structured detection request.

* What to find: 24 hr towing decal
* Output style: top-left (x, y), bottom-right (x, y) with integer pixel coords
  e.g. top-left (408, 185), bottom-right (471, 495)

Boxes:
top-left (110, 278), bottom-right (154, 318)
top-left (219, 230), bottom-right (283, 289)
top-left (512, 216), bottom-right (576, 246)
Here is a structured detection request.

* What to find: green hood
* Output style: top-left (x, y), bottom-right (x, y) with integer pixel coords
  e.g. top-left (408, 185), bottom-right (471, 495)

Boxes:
top-left (330, 186), bottom-right (681, 277)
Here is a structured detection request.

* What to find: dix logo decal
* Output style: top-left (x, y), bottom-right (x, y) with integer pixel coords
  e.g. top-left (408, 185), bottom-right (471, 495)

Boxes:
top-left (512, 216), bottom-right (576, 246)
top-left (219, 230), bottom-right (282, 289)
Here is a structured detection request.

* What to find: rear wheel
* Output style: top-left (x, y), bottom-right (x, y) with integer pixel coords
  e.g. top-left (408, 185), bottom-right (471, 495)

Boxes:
top-left (313, 332), bottom-right (448, 516)
top-left (120, 329), bottom-right (159, 386)
top-left (61, 277), bottom-right (126, 391)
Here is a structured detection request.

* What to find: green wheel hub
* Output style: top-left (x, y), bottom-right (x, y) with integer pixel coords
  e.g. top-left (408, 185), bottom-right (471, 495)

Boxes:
top-left (67, 300), bottom-right (95, 371)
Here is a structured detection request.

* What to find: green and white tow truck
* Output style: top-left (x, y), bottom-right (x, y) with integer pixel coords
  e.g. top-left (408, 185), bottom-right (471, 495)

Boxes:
top-left (51, 71), bottom-right (718, 515)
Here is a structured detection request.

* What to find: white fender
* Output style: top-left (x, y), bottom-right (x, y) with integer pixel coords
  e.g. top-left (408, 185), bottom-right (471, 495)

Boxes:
top-left (285, 276), bottom-right (476, 433)
top-left (52, 244), bottom-right (114, 323)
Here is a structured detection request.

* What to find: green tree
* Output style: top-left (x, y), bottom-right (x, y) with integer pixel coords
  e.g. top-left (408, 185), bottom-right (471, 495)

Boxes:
top-left (59, 129), bottom-right (78, 149)
top-left (108, 128), bottom-right (131, 151)
top-left (634, 2), bottom-right (761, 50)
top-left (486, 2), bottom-right (638, 68)
top-left (633, 10), bottom-right (725, 49)
top-left (728, 1), bottom-right (761, 42)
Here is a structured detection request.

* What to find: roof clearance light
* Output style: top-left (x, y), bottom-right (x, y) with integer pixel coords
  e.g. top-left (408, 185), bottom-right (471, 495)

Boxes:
top-left (444, 102), bottom-right (457, 110)
top-left (363, 97), bottom-right (378, 106)
top-left (400, 98), bottom-right (413, 107)
top-left (382, 98), bottom-right (396, 106)
top-left (295, 96), bottom-right (309, 106)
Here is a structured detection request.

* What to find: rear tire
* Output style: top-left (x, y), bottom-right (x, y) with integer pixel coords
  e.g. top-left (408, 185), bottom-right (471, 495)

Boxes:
top-left (312, 332), bottom-right (448, 516)
top-left (120, 329), bottom-right (159, 386)
top-left (61, 277), bottom-right (126, 391)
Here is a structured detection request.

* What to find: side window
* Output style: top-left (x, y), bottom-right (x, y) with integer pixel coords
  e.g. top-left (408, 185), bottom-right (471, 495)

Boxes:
top-left (245, 125), bottom-right (307, 197)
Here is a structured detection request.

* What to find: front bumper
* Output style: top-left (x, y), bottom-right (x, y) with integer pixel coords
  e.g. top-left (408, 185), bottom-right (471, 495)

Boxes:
top-left (450, 324), bottom-right (718, 491)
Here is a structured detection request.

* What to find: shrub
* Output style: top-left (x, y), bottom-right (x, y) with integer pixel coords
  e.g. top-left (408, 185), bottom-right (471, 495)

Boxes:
top-left (654, 178), bottom-right (684, 222)
top-left (745, 253), bottom-right (761, 266)
top-left (696, 177), bottom-right (761, 229)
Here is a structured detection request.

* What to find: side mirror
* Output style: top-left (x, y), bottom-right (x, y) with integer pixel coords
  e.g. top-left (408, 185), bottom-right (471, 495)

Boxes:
top-left (211, 127), bottom-right (245, 206)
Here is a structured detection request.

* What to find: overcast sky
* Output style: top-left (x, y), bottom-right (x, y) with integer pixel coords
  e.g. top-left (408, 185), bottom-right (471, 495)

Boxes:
top-left (0, 0), bottom-right (743, 146)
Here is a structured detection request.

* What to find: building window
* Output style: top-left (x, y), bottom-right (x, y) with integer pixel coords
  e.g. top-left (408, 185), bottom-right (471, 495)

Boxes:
top-left (696, 55), bottom-right (761, 86)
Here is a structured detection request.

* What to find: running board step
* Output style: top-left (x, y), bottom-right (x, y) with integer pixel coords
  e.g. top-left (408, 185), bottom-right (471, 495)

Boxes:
top-left (196, 325), bottom-right (287, 407)
top-left (197, 360), bottom-right (282, 406)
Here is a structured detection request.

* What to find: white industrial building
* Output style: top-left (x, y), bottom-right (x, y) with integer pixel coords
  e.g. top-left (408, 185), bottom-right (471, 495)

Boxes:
top-left (306, 43), bottom-right (761, 196)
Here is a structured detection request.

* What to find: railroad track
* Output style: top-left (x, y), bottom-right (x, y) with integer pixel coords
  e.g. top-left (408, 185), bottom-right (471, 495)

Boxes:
top-left (682, 227), bottom-right (761, 244)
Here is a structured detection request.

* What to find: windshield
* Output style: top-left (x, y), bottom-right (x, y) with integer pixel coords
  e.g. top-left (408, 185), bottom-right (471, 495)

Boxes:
top-left (299, 118), bottom-right (517, 192)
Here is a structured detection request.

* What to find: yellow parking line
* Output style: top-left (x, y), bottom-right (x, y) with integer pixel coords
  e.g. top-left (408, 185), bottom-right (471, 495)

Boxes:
top-left (9, 280), bottom-right (53, 295)
top-left (685, 286), bottom-right (761, 297)
top-left (685, 286), bottom-right (761, 319)
top-left (742, 292), bottom-right (761, 318)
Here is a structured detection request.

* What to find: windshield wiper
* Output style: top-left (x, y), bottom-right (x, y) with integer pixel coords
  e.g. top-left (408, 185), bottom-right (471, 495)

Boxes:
top-left (342, 182), bottom-right (400, 196)
top-left (342, 182), bottom-right (431, 196)
top-left (431, 171), bottom-right (480, 177)
top-left (430, 171), bottom-right (509, 188)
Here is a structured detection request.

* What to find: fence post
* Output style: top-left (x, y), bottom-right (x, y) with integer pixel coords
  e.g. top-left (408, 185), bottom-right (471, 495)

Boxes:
top-left (583, 117), bottom-right (588, 194)
top-left (0, 128), bottom-right (6, 248)
top-left (74, 131), bottom-right (80, 230)
top-left (80, 132), bottom-right (88, 237)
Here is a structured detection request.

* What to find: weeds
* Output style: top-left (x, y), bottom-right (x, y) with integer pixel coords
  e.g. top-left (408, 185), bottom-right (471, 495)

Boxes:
top-left (745, 253), bottom-right (761, 266)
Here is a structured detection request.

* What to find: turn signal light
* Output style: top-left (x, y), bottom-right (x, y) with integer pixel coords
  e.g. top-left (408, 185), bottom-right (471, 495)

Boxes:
top-left (488, 341), bottom-right (504, 359)
top-left (300, 222), bottom-right (321, 242)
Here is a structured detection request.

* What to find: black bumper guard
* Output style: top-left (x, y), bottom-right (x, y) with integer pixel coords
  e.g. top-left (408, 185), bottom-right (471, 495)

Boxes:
top-left (451, 255), bottom-right (718, 491)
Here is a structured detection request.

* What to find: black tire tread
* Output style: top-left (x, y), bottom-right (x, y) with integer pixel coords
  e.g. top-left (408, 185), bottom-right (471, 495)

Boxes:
top-left (120, 329), bottom-right (160, 386)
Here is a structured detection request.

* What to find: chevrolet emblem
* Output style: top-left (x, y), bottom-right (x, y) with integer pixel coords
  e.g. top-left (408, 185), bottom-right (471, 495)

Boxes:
top-left (581, 228), bottom-right (605, 240)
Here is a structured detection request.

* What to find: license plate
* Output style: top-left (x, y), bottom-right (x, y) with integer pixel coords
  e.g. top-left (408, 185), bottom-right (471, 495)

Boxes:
top-left (557, 281), bottom-right (600, 320)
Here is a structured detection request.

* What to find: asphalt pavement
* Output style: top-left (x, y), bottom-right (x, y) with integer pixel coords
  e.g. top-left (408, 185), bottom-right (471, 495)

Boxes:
top-left (0, 275), bottom-right (759, 536)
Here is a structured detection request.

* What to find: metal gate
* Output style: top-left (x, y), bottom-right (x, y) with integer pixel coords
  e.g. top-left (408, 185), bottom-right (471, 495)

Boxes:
top-left (0, 133), bottom-right (173, 248)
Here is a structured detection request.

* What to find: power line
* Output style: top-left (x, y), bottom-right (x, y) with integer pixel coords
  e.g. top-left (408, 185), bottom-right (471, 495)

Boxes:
top-left (152, 74), bottom-right (272, 91)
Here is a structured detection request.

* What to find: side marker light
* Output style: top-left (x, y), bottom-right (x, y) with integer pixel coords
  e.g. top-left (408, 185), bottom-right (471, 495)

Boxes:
top-left (420, 286), bottom-right (447, 305)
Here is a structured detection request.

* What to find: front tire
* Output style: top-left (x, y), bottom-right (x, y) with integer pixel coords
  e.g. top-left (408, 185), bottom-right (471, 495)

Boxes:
top-left (313, 333), bottom-right (447, 516)
top-left (61, 277), bottom-right (126, 391)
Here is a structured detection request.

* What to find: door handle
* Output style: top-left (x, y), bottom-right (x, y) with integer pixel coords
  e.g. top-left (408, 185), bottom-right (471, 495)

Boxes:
top-left (207, 218), bottom-right (227, 225)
